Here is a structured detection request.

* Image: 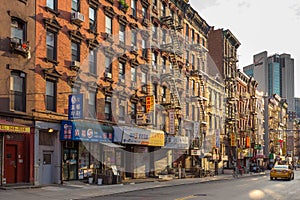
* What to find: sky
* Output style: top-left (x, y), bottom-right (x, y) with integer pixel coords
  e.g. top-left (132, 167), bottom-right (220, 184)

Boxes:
top-left (190, 0), bottom-right (300, 97)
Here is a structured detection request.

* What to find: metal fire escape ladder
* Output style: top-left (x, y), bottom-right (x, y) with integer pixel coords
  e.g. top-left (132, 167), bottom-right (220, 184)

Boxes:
top-left (160, 16), bottom-right (183, 110)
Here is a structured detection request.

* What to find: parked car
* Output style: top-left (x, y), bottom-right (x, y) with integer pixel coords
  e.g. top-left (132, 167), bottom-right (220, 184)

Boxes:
top-left (270, 164), bottom-right (294, 181)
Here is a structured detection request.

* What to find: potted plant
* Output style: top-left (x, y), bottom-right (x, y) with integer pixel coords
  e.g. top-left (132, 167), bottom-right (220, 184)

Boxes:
top-left (118, 0), bottom-right (128, 11)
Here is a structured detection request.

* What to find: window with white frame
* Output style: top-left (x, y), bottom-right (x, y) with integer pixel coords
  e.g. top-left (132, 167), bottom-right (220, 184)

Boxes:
top-left (152, 52), bottom-right (157, 70)
top-left (11, 18), bottom-right (26, 44)
top-left (131, 67), bottom-right (136, 82)
top-left (105, 57), bottom-right (112, 73)
top-left (142, 38), bottom-right (147, 58)
top-left (89, 7), bottom-right (96, 32)
top-left (131, 0), bottom-right (137, 18)
top-left (141, 71), bottom-right (147, 84)
top-left (46, 79), bottom-right (56, 112)
top-left (119, 102), bottom-right (125, 121)
top-left (89, 49), bottom-right (96, 74)
top-left (119, 24), bottom-right (125, 44)
top-left (119, 62), bottom-right (125, 83)
top-left (88, 91), bottom-right (96, 118)
top-left (71, 41), bottom-right (80, 62)
top-left (10, 71), bottom-right (26, 112)
top-left (105, 16), bottom-right (112, 34)
top-left (46, 30), bottom-right (57, 61)
top-left (105, 96), bottom-right (112, 120)
top-left (71, 0), bottom-right (79, 12)
top-left (47, 0), bottom-right (56, 10)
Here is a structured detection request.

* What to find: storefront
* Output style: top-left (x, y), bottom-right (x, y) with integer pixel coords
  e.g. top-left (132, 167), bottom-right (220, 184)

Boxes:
top-left (61, 120), bottom-right (122, 183)
top-left (121, 127), bottom-right (165, 178)
top-left (0, 119), bottom-right (33, 186)
top-left (164, 136), bottom-right (189, 173)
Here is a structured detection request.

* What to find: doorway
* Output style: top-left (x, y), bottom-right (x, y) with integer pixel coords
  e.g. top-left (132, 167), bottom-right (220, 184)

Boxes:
top-left (41, 151), bottom-right (53, 185)
top-left (4, 145), bottom-right (17, 183)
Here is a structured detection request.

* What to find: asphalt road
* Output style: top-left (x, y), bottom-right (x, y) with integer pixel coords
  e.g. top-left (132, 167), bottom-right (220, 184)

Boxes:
top-left (93, 171), bottom-right (300, 200)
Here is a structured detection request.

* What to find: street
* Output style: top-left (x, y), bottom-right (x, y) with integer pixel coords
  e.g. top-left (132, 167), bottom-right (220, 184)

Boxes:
top-left (0, 170), bottom-right (299, 200)
top-left (92, 171), bottom-right (300, 200)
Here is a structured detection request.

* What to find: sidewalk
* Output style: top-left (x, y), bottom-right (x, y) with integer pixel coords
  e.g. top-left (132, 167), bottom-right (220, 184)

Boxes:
top-left (0, 172), bottom-right (267, 200)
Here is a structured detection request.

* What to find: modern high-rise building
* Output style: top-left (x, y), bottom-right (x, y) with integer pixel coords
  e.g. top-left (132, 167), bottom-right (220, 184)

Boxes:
top-left (243, 51), bottom-right (295, 112)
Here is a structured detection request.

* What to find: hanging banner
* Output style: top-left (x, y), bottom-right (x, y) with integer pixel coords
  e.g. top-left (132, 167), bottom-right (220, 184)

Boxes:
top-left (145, 95), bottom-right (154, 113)
top-left (169, 110), bottom-right (175, 135)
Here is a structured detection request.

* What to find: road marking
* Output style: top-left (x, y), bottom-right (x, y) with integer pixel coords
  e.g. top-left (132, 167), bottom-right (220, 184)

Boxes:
top-left (174, 195), bottom-right (196, 200)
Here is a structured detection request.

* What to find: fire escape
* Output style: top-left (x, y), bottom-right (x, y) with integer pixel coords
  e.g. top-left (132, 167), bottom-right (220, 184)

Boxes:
top-left (159, 15), bottom-right (184, 135)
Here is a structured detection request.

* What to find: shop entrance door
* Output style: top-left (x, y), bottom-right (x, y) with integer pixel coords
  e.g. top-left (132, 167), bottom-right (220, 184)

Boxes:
top-left (5, 145), bottom-right (17, 183)
top-left (41, 151), bottom-right (53, 185)
top-left (62, 148), bottom-right (78, 181)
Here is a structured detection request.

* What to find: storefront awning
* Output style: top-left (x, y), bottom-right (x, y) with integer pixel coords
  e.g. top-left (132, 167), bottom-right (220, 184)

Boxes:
top-left (61, 120), bottom-right (113, 142)
top-left (100, 142), bottom-right (124, 148)
top-left (0, 119), bottom-right (31, 134)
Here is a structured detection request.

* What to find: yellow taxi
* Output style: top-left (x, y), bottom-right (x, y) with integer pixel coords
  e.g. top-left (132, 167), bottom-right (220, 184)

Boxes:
top-left (270, 164), bottom-right (294, 181)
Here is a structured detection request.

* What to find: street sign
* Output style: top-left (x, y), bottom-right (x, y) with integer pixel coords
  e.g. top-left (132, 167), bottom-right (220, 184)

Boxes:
top-left (145, 95), bottom-right (154, 113)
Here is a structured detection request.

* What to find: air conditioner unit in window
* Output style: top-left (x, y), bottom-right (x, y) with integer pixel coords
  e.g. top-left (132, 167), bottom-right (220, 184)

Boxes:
top-left (162, 97), bottom-right (166, 102)
top-left (105, 72), bottom-right (112, 79)
top-left (131, 82), bottom-right (136, 88)
top-left (11, 37), bottom-right (21, 44)
top-left (71, 60), bottom-right (80, 67)
top-left (71, 12), bottom-right (85, 23)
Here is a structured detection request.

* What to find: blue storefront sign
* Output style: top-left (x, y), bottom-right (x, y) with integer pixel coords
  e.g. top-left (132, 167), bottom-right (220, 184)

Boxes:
top-left (61, 120), bottom-right (113, 143)
top-left (68, 94), bottom-right (83, 120)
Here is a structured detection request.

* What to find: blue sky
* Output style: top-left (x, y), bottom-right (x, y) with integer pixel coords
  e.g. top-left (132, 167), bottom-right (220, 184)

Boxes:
top-left (190, 0), bottom-right (300, 97)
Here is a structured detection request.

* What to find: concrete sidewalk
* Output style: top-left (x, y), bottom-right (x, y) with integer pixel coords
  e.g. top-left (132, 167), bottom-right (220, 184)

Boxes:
top-left (0, 172), bottom-right (267, 200)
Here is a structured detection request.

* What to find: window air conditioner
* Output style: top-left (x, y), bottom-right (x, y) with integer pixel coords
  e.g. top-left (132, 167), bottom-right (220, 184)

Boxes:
top-left (71, 12), bottom-right (85, 23)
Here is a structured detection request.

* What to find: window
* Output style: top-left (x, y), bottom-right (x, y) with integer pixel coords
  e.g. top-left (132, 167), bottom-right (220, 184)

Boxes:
top-left (141, 71), bottom-right (147, 84)
top-left (152, 24), bottom-right (158, 39)
top-left (186, 77), bottom-right (189, 91)
top-left (192, 105), bottom-right (195, 120)
top-left (161, 86), bottom-right (166, 99)
top-left (105, 57), bottom-right (112, 73)
top-left (71, 0), bottom-right (79, 12)
top-left (191, 29), bottom-right (194, 44)
top-left (161, 3), bottom-right (166, 17)
top-left (131, 0), bottom-right (137, 18)
top-left (88, 91), bottom-right (96, 118)
top-left (185, 24), bottom-right (189, 41)
top-left (186, 102), bottom-right (189, 117)
top-left (153, 0), bottom-right (157, 6)
top-left (119, 62), bottom-right (125, 82)
top-left (89, 49), bottom-right (96, 74)
top-left (142, 7), bottom-right (147, 19)
top-left (89, 7), bottom-right (96, 32)
top-left (10, 71), bottom-right (26, 112)
top-left (152, 52), bottom-right (157, 70)
top-left (71, 42), bottom-right (80, 62)
top-left (11, 18), bottom-right (26, 44)
top-left (105, 16), bottom-right (112, 34)
top-left (119, 24), bottom-right (125, 44)
top-left (131, 102), bottom-right (137, 123)
top-left (131, 31), bottom-right (137, 47)
top-left (47, 0), bottom-right (56, 10)
top-left (197, 34), bottom-right (200, 44)
top-left (171, 10), bottom-right (174, 19)
top-left (119, 103), bottom-right (125, 121)
top-left (186, 50), bottom-right (189, 66)
top-left (131, 67), bottom-right (136, 82)
top-left (105, 96), bottom-right (112, 120)
top-left (162, 57), bottom-right (166, 72)
top-left (162, 30), bottom-right (166, 44)
top-left (191, 54), bottom-right (195, 70)
top-left (153, 83), bottom-right (158, 99)
top-left (46, 80), bottom-right (56, 111)
top-left (142, 39), bottom-right (147, 58)
top-left (191, 80), bottom-right (195, 95)
top-left (46, 30), bottom-right (57, 61)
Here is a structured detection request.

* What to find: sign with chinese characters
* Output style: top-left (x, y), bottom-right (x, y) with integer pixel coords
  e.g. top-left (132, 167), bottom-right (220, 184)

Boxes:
top-left (136, 113), bottom-right (151, 125)
top-left (230, 133), bottom-right (236, 147)
top-left (122, 127), bottom-right (150, 145)
top-left (145, 96), bottom-right (154, 113)
top-left (164, 136), bottom-right (189, 149)
top-left (149, 130), bottom-right (164, 146)
top-left (60, 121), bottom-right (113, 143)
top-left (68, 94), bottom-right (83, 120)
top-left (169, 110), bottom-right (175, 135)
